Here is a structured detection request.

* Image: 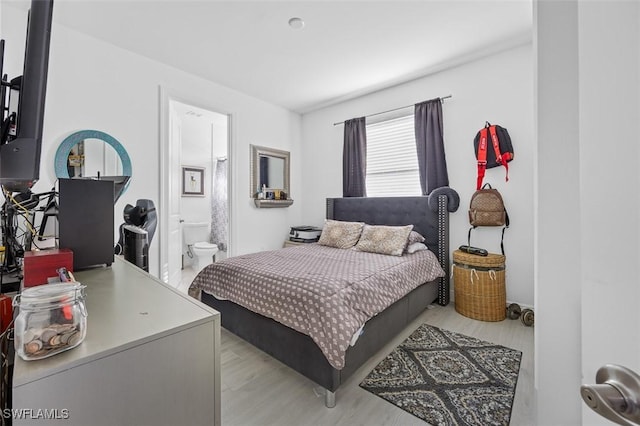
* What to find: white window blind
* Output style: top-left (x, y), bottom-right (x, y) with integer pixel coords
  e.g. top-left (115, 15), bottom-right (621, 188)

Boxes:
top-left (366, 114), bottom-right (421, 197)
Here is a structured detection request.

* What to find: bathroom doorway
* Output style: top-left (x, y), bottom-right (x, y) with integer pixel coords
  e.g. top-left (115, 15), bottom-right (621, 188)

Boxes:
top-left (159, 89), bottom-right (231, 290)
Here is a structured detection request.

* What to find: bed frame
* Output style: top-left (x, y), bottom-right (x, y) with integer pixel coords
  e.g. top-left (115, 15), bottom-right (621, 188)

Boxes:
top-left (201, 189), bottom-right (459, 407)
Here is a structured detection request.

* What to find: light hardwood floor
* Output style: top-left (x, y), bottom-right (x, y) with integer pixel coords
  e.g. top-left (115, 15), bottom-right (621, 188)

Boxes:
top-left (179, 268), bottom-right (535, 425)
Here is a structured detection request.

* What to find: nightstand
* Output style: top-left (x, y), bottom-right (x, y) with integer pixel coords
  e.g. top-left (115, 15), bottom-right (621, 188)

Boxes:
top-left (283, 240), bottom-right (306, 248)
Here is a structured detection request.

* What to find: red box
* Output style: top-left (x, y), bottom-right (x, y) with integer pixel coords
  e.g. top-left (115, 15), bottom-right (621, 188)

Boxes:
top-left (0, 295), bottom-right (11, 332)
top-left (23, 248), bottom-right (74, 287)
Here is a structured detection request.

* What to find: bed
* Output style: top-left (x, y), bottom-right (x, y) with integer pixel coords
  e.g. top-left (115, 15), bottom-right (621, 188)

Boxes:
top-left (189, 189), bottom-right (460, 407)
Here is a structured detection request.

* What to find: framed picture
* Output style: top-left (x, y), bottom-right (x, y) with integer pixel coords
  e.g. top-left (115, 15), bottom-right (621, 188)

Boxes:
top-left (182, 166), bottom-right (205, 196)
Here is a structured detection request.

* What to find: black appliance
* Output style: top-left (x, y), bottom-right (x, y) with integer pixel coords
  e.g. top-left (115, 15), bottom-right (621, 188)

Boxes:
top-left (123, 225), bottom-right (148, 272)
top-left (115, 199), bottom-right (156, 272)
top-left (76, 175), bottom-right (130, 202)
top-left (58, 178), bottom-right (114, 269)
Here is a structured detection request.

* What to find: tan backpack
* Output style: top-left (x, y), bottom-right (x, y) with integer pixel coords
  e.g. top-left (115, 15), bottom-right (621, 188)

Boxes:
top-left (468, 183), bottom-right (509, 254)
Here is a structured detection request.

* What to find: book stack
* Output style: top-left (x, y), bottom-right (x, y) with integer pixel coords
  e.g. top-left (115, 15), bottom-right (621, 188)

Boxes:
top-left (289, 226), bottom-right (322, 243)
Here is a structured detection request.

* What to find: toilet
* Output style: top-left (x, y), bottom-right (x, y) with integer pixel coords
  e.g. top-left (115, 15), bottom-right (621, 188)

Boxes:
top-left (182, 222), bottom-right (218, 273)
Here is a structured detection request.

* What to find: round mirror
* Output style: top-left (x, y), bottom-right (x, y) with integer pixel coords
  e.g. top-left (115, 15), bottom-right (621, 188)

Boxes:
top-left (55, 130), bottom-right (132, 201)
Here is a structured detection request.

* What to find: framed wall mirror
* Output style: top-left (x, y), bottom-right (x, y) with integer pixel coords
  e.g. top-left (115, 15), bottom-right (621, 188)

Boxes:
top-left (54, 130), bottom-right (132, 202)
top-left (250, 144), bottom-right (293, 208)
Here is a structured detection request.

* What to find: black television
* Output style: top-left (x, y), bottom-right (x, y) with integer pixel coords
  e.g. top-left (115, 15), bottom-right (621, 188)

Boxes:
top-left (0, 0), bottom-right (54, 192)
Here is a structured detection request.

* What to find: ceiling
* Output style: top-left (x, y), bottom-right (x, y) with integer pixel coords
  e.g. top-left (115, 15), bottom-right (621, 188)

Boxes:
top-left (11, 0), bottom-right (533, 114)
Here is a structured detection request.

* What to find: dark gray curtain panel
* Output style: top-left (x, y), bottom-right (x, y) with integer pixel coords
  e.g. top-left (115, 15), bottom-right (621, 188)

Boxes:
top-left (259, 156), bottom-right (269, 188)
top-left (415, 99), bottom-right (449, 195)
top-left (343, 117), bottom-right (367, 197)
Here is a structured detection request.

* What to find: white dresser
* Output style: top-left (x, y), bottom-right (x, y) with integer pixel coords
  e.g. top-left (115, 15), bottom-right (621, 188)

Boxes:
top-left (12, 257), bottom-right (220, 426)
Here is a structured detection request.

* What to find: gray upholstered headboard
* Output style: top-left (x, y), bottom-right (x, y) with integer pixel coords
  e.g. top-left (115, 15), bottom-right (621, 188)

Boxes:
top-left (326, 187), bottom-right (459, 306)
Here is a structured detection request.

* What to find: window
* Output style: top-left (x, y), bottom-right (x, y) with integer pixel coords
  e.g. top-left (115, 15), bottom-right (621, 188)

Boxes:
top-left (365, 114), bottom-right (421, 197)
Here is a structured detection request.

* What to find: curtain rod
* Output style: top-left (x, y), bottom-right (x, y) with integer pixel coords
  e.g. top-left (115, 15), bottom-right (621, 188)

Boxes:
top-left (332, 94), bottom-right (452, 126)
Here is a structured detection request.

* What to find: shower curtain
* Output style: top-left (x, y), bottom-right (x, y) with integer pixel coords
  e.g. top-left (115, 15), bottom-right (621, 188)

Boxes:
top-left (210, 158), bottom-right (228, 251)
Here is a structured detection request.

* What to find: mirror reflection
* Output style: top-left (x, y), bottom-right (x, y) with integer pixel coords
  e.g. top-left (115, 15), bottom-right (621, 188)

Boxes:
top-left (259, 155), bottom-right (284, 190)
top-left (250, 144), bottom-right (290, 199)
top-left (67, 138), bottom-right (123, 178)
top-left (55, 130), bottom-right (132, 203)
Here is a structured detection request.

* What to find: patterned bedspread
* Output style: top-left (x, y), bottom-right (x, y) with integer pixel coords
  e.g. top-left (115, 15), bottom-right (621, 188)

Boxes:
top-left (189, 244), bottom-right (445, 369)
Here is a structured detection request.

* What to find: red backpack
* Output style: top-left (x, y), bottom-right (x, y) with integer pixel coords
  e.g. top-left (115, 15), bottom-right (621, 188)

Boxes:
top-left (474, 122), bottom-right (514, 189)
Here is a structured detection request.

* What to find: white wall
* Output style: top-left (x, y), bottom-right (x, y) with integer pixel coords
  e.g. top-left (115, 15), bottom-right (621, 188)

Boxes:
top-left (180, 113), bottom-right (214, 226)
top-left (179, 109), bottom-right (229, 267)
top-left (211, 114), bottom-right (228, 161)
top-left (179, 111), bottom-right (213, 269)
top-left (0, 3), bottom-right (303, 277)
top-left (301, 44), bottom-right (534, 307)
top-left (535, 1), bottom-right (640, 424)
top-left (534, 2), bottom-right (581, 423)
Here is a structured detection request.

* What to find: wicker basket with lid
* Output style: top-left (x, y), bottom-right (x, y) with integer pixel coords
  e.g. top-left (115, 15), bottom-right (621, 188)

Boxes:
top-left (453, 249), bottom-right (506, 321)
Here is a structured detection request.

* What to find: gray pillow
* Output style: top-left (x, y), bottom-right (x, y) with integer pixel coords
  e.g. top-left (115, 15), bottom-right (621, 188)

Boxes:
top-left (317, 220), bottom-right (364, 249)
top-left (407, 230), bottom-right (425, 245)
top-left (355, 224), bottom-right (413, 256)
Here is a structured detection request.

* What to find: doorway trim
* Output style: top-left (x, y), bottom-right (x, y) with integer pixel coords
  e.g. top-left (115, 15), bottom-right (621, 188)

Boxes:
top-left (158, 85), bottom-right (234, 285)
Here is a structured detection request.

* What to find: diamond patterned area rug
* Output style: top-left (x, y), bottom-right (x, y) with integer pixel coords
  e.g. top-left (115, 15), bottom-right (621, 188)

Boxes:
top-left (360, 324), bottom-right (522, 425)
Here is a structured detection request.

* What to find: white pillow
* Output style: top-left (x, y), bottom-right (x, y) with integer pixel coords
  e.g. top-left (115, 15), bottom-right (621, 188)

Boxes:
top-left (406, 242), bottom-right (428, 254)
